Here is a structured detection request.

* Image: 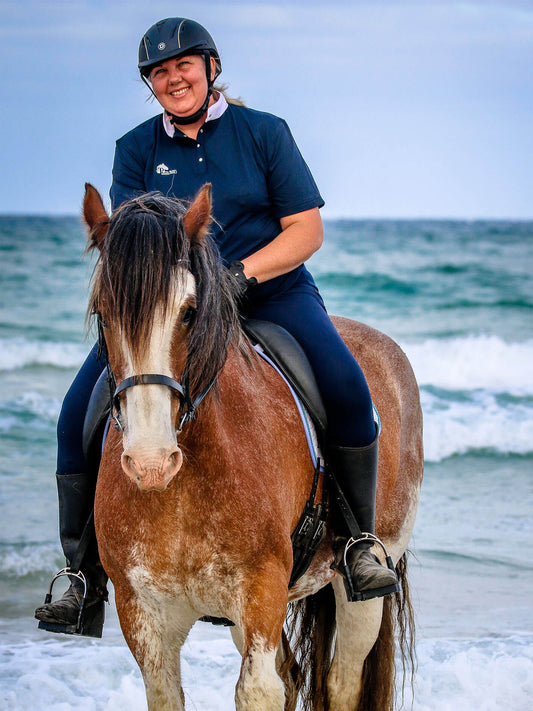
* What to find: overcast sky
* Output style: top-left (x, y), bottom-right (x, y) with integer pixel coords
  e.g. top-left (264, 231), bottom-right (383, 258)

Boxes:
top-left (1, 0), bottom-right (531, 218)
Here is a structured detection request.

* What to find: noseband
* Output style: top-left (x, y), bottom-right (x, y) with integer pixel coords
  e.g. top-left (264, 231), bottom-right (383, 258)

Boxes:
top-left (97, 314), bottom-right (218, 436)
top-left (114, 373), bottom-right (200, 434)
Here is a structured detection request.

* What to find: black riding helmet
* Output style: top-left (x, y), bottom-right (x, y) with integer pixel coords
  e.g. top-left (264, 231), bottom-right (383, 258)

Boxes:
top-left (138, 18), bottom-right (221, 126)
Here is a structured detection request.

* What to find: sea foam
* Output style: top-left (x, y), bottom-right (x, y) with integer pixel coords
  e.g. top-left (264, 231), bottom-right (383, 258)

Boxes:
top-left (399, 336), bottom-right (533, 460)
top-left (404, 636), bottom-right (533, 711)
top-left (0, 543), bottom-right (61, 577)
top-left (2, 336), bottom-right (532, 460)
top-left (0, 630), bottom-right (531, 711)
top-left (2, 333), bottom-right (529, 392)
top-left (0, 338), bottom-right (87, 372)
top-left (0, 392), bottom-right (61, 431)
top-left (421, 389), bottom-right (533, 461)
top-left (403, 336), bottom-right (533, 395)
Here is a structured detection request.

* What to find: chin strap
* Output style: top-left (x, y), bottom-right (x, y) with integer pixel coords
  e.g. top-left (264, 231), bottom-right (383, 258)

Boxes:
top-left (141, 50), bottom-right (214, 129)
top-left (167, 86), bottom-right (212, 127)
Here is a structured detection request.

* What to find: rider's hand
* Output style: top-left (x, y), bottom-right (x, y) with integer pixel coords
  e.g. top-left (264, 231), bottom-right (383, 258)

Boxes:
top-left (227, 260), bottom-right (258, 299)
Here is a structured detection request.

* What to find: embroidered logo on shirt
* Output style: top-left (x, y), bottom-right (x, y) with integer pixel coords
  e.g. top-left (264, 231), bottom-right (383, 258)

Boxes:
top-left (156, 163), bottom-right (177, 176)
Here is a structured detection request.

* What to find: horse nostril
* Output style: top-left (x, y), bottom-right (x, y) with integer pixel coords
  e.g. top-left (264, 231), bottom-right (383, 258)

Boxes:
top-left (121, 453), bottom-right (137, 480)
top-left (167, 449), bottom-right (183, 475)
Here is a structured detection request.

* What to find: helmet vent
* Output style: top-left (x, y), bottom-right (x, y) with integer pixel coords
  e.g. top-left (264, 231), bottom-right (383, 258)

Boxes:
top-left (177, 18), bottom-right (186, 49)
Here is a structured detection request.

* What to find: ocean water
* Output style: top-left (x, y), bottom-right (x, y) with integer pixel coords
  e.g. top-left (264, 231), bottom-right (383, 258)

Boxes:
top-left (0, 216), bottom-right (532, 710)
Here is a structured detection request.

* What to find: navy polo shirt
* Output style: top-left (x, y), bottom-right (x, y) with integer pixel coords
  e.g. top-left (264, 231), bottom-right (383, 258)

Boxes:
top-left (110, 101), bottom-right (324, 297)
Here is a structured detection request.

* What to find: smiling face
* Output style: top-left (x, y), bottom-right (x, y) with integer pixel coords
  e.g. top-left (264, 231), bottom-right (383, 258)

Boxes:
top-left (149, 54), bottom-right (215, 118)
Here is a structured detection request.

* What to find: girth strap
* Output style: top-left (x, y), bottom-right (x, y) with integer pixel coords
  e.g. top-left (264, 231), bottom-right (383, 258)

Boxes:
top-left (289, 459), bottom-right (329, 588)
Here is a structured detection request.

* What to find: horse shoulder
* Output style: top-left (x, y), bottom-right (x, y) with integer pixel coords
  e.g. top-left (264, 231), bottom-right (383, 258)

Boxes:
top-left (193, 343), bottom-right (318, 542)
top-left (218, 345), bottom-right (316, 493)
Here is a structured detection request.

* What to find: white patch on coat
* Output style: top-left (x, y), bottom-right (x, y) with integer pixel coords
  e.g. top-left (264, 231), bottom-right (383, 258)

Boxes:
top-left (235, 642), bottom-right (285, 711)
top-left (128, 541), bottom-right (245, 628)
top-left (289, 553), bottom-right (335, 601)
top-left (125, 562), bottom-right (197, 710)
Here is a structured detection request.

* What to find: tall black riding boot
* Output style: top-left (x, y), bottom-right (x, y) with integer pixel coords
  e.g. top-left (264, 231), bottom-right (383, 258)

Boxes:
top-left (35, 473), bottom-right (108, 637)
top-left (329, 436), bottom-right (400, 601)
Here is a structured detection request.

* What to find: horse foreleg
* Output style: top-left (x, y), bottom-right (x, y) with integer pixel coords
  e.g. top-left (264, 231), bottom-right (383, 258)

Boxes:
top-left (234, 567), bottom-right (288, 711)
top-left (114, 582), bottom-right (196, 711)
top-left (327, 576), bottom-right (384, 711)
top-left (232, 625), bottom-right (298, 711)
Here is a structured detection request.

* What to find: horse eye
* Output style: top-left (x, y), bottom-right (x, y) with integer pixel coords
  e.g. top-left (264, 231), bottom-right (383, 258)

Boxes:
top-left (96, 312), bottom-right (108, 328)
top-left (182, 306), bottom-right (196, 325)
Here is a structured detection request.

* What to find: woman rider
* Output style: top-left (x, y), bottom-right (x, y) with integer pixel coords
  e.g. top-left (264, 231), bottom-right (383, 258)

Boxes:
top-left (35, 17), bottom-right (398, 636)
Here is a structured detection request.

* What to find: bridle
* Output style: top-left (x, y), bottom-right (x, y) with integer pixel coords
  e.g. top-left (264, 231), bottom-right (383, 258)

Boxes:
top-left (114, 373), bottom-right (204, 435)
top-left (96, 312), bottom-right (220, 436)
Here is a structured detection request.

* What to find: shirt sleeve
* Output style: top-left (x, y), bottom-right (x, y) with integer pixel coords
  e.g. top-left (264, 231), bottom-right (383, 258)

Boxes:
top-left (265, 118), bottom-right (324, 219)
top-left (109, 137), bottom-right (147, 211)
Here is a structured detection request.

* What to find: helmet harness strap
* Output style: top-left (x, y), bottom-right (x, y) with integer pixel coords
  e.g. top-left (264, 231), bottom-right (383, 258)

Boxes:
top-left (141, 50), bottom-right (214, 129)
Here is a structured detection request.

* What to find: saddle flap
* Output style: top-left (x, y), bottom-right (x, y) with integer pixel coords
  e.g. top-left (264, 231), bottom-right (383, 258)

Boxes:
top-left (82, 369), bottom-right (111, 462)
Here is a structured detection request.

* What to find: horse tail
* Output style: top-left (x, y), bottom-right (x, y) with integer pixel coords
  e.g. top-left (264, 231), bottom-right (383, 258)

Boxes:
top-left (282, 554), bottom-right (416, 711)
top-left (394, 553), bottom-right (417, 708)
top-left (281, 584), bottom-right (337, 711)
top-left (356, 552), bottom-right (417, 711)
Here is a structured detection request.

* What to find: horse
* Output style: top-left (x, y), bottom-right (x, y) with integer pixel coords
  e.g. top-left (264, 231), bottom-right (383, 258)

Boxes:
top-left (83, 182), bottom-right (423, 711)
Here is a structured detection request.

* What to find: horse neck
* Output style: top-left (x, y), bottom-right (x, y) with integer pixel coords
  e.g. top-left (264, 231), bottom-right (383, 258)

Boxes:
top-left (182, 339), bottom-right (258, 446)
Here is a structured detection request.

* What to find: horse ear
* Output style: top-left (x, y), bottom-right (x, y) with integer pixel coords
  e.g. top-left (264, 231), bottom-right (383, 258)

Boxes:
top-left (183, 183), bottom-right (212, 245)
top-left (83, 183), bottom-right (109, 251)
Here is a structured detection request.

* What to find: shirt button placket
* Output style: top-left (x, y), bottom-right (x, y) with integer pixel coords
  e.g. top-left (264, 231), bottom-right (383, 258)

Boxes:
top-left (196, 139), bottom-right (206, 173)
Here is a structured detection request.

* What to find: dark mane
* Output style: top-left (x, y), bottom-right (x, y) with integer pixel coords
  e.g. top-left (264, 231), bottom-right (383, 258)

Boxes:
top-left (88, 192), bottom-right (241, 399)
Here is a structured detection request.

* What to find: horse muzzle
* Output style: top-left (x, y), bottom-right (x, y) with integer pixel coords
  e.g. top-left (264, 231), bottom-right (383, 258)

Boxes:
top-left (121, 447), bottom-right (183, 491)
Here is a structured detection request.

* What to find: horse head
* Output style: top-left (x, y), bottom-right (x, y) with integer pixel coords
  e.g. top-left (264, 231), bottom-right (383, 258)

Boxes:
top-left (83, 183), bottom-right (237, 492)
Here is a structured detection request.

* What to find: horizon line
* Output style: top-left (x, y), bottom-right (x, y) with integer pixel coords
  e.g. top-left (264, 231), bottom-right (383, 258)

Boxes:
top-left (1, 211), bottom-right (532, 222)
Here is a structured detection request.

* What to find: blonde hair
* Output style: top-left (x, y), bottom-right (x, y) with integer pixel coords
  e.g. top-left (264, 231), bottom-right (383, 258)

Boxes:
top-left (214, 83), bottom-right (246, 107)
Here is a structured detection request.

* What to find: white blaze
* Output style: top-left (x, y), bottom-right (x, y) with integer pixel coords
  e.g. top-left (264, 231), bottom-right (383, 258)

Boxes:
top-left (119, 269), bottom-right (195, 490)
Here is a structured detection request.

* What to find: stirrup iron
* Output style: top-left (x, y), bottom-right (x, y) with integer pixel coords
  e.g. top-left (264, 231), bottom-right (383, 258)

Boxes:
top-left (37, 567), bottom-right (104, 638)
top-left (340, 533), bottom-right (400, 602)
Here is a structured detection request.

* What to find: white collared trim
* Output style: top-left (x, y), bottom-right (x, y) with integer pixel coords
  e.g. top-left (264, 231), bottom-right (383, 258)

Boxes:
top-left (205, 92), bottom-right (228, 122)
top-left (162, 93), bottom-right (228, 137)
top-left (162, 113), bottom-right (174, 137)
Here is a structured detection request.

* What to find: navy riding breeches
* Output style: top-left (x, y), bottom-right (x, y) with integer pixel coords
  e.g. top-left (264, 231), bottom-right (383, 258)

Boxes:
top-left (56, 276), bottom-right (375, 474)
top-left (56, 343), bottom-right (106, 475)
top-left (245, 276), bottom-right (375, 448)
